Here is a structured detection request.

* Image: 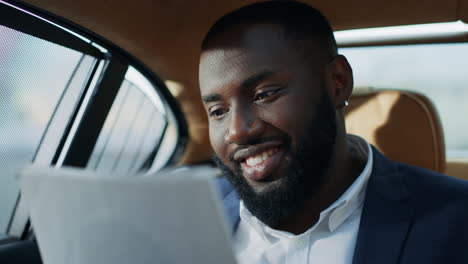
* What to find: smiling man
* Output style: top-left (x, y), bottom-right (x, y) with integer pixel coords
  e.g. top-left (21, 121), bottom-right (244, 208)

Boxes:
top-left (198, 1), bottom-right (468, 263)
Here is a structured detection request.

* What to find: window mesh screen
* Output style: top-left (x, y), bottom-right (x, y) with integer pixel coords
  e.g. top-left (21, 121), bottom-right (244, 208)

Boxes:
top-left (88, 78), bottom-right (167, 173)
top-left (0, 24), bottom-right (84, 233)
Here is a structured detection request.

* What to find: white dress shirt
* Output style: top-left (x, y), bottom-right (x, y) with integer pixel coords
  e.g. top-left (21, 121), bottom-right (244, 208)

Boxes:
top-left (233, 137), bottom-right (373, 264)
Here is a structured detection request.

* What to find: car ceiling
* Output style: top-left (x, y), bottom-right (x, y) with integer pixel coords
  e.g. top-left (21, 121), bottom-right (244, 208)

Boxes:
top-left (22, 0), bottom-right (468, 163)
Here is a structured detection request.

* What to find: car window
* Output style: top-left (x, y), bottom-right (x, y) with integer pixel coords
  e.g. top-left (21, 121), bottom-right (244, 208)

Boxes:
top-left (340, 43), bottom-right (468, 158)
top-left (0, 1), bottom-right (187, 241)
top-left (88, 66), bottom-right (171, 174)
top-left (0, 24), bottom-right (95, 234)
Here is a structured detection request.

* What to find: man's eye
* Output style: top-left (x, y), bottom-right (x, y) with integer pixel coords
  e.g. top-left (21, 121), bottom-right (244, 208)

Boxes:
top-left (209, 108), bottom-right (228, 118)
top-left (254, 88), bottom-right (280, 101)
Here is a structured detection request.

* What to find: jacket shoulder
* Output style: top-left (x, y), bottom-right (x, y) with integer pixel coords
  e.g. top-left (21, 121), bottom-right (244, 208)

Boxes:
top-left (397, 162), bottom-right (468, 211)
top-left (216, 176), bottom-right (235, 198)
top-left (397, 163), bottom-right (468, 196)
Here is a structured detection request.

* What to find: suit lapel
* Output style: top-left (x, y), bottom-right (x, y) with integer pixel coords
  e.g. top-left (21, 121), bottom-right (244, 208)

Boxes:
top-left (352, 149), bottom-right (414, 264)
top-left (218, 177), bottom-right (240, 234)
top-left (223, 190), bottom-right (240, 233)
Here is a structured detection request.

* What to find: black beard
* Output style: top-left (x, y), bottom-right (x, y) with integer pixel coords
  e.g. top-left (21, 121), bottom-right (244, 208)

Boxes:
top-left (213, 93), bottom-right (337, 227)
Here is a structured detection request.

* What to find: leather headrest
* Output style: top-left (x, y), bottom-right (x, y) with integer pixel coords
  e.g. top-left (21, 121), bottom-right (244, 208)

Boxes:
top-left (345, 89), bottom-right (446, 173)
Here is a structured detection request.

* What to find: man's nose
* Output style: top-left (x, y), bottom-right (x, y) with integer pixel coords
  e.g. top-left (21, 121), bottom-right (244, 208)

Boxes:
top-left (224, 107), bottom-right (265, 145)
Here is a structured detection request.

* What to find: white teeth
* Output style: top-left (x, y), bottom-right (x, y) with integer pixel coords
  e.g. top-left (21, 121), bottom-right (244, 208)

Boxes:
top-left (255, 156), bottom-right (262, 164)
top-left (244, 148), bottom-right (278, 167)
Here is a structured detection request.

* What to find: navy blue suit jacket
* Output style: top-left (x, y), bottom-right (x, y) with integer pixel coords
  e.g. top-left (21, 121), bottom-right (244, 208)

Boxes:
top-left (217, 148), bottom-right (468, 263)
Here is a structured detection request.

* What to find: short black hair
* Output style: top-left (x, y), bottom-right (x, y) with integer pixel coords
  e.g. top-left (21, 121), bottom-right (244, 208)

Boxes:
top-left (201, 0), bottom-right (337, 59)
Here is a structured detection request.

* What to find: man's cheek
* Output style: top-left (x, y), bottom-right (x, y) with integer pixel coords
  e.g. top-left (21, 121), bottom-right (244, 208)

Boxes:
top-left (262, 100), bottom-right (304, 132)
top-left (209, 128), bottom-right (236, 169)
top-left (209, 127), bottom-right (225, 157)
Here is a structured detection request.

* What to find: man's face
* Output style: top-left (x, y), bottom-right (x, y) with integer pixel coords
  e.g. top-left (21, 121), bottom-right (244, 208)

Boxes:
top-left (199, 24), bottom-right (337, 226)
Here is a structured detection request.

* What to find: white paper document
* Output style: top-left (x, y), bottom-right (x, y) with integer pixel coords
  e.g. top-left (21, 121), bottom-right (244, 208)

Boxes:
top-left (18, 166), bottom-right (237, 264)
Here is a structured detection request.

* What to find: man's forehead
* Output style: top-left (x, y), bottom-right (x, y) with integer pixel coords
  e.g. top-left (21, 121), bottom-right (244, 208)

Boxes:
top-left (200, 47), bottom-right (248, 75)
top-left (205, 23), bottom-right (287, 48)
top-left (199, 29), bottom-right (296, 92)
top-left (199, 46), bottom-right (285, 95)
top-left (198, 22), bottom-right (328, 98)
top-left (200, 24), bottom-right (291, 65)
top-left (199, 47), bottom-right (245, 93)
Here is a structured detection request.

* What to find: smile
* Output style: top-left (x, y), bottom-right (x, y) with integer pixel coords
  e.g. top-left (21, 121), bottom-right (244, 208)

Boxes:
top-left (244, 148), bottom-right (279, 167)
top-left (240, 147), bottom-right (285, 182)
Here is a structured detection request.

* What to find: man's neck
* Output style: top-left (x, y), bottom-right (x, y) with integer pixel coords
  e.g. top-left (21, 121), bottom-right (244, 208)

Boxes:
top-left (272, 135), bottom-right (367, 235)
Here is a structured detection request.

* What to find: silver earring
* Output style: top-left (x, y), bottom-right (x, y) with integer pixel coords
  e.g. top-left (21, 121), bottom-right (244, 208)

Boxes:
top-left (344, 100), bottom-right (349, 106)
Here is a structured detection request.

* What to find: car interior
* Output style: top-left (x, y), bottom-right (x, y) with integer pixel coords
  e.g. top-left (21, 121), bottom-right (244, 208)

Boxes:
top-left (1, 0), bottom-right (468, 263)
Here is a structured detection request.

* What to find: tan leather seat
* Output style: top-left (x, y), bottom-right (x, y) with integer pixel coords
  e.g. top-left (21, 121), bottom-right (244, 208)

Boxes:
top-left (345, 89), bottom-right (446, 173)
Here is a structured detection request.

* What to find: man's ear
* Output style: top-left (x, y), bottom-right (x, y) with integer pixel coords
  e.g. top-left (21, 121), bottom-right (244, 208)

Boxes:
top-left (325, 55), bottom-right (354, 109)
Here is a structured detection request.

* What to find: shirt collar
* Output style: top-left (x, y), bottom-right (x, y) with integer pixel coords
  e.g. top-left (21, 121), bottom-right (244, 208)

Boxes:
top-left (328, 136), bottom-right (373, 231)
top-left (238, 135), bottom-right (373, 240)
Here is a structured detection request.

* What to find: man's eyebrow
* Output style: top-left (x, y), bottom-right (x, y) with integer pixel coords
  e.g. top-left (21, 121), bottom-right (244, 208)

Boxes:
top-left (201, 70), bottom-right (276, 104)
top-left (240, 70), bottom-right (276, 89)
top-left (202, 94), bottom-right (221, 103)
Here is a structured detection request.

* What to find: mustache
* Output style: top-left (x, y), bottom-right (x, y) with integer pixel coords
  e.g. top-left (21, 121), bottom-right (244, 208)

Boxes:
top-left (228, 135), bottom-right (291, 163)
